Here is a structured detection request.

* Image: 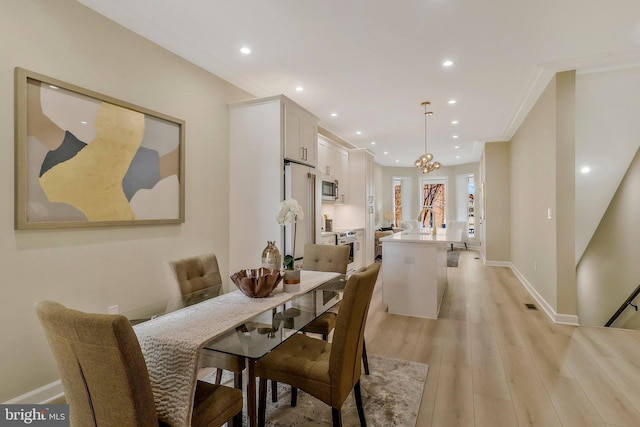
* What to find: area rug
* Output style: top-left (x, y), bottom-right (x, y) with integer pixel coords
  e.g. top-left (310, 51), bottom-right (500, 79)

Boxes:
top-left (205, 354), bottom-right (428, 426)
top-left (447, 249), bottom-right (460, 267)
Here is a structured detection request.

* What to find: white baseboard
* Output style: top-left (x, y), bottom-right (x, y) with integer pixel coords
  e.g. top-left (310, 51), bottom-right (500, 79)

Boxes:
top-left (3, 380), bottom-right (63, 404)
top-left (484, 260), bottom-right (511, 267)
top-left (510, 264), bottom-right (580, 326)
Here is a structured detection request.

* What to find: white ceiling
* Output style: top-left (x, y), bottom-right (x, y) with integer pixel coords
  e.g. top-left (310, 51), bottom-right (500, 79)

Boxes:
top-left (76, 0), bottom-right (640, 167)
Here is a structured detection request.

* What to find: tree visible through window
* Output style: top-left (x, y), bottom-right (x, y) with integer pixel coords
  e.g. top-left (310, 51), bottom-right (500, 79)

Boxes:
top-left (393, 183), bottom-right (402, 227)
top-left (420, 183), bottom-right (445, 229)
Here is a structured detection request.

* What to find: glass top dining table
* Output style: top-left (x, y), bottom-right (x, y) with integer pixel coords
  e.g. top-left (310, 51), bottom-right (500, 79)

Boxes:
top-left (125, 272), bottom-right (348, 427)
top-left (203, 274), bottom-right (347, 359)
top-left (126, 274), bottom-right (347, 358)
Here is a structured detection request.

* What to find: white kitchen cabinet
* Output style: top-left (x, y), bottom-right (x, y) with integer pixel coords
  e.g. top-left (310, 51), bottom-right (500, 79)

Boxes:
top-left (318, 138), bottom-right (331, 178)
top-left (317, 136), bottom-right (349, 204)
top-left (347, 149), bottom-right (375, 266)
top-left (353, 229), bottom-right (364, 270)
top-left (336, 149), bottom-right (349, 204)
top-left (284, 101), bottom-right (318, 167)
top-left (228, 95), bottom-right (318, 277)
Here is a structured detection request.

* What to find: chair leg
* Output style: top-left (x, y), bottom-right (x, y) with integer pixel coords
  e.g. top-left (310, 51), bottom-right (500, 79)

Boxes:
top-left (233, 371), bottom-right (242, 390)
top-left (271, 380), bottom-right (278, 402)
top-left (464, 242), bottom-right (468, 249)
top-left (354, 380), bottom-right (367, 427)
top-left (291, 387), bottom-right (298, 407)
top-left (232, 410), bottom-right (242, 427)
top-left (450, 243), bottom-right (453, 251)
top-left (258, 378), bottom-right (267, 427)
top-left (332, 407), bottom-right (343, 427)
top-left (362, 340), bottom-right (370, 375)
top-left (215, 368), bottom-right (223, 384)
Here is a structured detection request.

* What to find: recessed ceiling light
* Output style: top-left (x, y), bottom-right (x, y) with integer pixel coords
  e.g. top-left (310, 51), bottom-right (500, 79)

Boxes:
top-left (240, 46), bottom-right (251, 54)
top-left (448, 99), bottom-right (457, 104)
top-left (451, 120), bottom-right (459, 125)
top-left (395, 159), bottom-right (399, 163)
top-left (442, 60), bottom-right (453, 67)
top-left (456, 155), bottom-right (460, 159)
top-left (295, 86), bottom-right (304, 92)
top-left (356, 131), bottom-right (362, 135)
top-left (331, 112), bottom-right (338, 117)
top-left (80, 121), bottom-right (87, 124)
top-left (580, 166), bottom-right (591, 174)
top-left (454, 146), bottom-right (460, 149)
top-left (384, 151), bottom-right (389, 155)
top-left (371, 141), bottom-right (375, 145)
top-left (453, 135), bottom-right (458, 139)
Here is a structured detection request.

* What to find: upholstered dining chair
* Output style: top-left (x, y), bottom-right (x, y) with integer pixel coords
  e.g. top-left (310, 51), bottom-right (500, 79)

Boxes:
top-left (255, 262), bottom-right (381, 427)
top-left (301, 243), bottom-right (370, 375)
top-left (168, 253), bottom-right (245, 390)
top-left (35, 300), bottom-right (243, 427)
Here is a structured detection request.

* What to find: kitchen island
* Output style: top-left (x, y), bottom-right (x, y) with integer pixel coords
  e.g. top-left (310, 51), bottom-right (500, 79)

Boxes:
top-left (379, 229), bottom-right (462, 319)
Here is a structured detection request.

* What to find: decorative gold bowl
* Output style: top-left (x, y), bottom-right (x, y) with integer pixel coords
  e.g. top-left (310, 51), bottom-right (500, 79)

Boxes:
top-left (230, 268), bottom-right (283, 298)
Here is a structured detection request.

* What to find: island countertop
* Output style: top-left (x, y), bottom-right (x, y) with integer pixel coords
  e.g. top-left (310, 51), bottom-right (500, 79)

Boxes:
top-left (379, 229), bottom-right (462, 244)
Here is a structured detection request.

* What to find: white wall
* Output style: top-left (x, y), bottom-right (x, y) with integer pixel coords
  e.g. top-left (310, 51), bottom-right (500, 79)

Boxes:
top-left (575, 66), bottom-right (640, 326)
top-left (510, 76), bottom-right (560, 312)
top-left (0, 0), bottom-right (251, 402)
top-left (575, 66), bottom-right (640, 262)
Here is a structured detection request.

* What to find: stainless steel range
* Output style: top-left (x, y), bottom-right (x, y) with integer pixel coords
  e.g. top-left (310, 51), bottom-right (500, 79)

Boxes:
top-left (337, 230), bottom-right (356, 271)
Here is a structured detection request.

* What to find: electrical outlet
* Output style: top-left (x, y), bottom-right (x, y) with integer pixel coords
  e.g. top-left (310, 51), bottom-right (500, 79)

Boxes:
top-left (107, 305), bottom-right (119, 314)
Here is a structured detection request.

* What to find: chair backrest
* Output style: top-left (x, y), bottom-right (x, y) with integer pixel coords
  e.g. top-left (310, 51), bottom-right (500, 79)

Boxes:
top-left (35, 301), bottom-right (158, 427)
top-left (328, 263), bottom-right (380, 406)
top-left (399, 220), bottom-right (420, 230)
top-left (447, 220), bottom-right (469, 242)
top-left (302, 244), bottom-right (350, 274)
top-left (169, 253), bottom-right (223, 295)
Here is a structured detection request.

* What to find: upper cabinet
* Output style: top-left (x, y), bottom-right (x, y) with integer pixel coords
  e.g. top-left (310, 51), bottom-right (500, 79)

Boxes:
top-left (283, 100), bottom-right (318, 167)
top-left (318, 135), bottom-right (349, 203)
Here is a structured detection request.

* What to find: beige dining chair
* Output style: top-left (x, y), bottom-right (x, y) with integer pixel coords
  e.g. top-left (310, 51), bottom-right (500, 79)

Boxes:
top-left (301, 243), bottom-right (370, 375)
top-left (255, 263), bottom-right (381, 427)
top-left (35, 300), bottom-right (243, 427)
top-left (168, 253), bottom-right (245, 389)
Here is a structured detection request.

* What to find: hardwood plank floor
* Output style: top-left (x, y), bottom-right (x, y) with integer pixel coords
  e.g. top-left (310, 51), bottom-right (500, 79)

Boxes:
top-left (365, 249), bottom-right (640, 427)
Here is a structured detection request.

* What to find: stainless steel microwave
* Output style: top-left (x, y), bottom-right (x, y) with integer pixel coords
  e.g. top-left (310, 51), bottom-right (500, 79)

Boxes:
top-left (321, 180), bottom-right (338, 201)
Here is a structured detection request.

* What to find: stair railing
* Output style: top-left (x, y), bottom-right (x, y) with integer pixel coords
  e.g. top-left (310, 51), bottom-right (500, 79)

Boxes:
top-left (605, 283), bottom-right (640, 327)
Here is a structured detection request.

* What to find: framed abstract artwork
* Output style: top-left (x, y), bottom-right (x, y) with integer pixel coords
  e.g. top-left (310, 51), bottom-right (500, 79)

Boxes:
top-left (14, 67), bottom-right (185, 229)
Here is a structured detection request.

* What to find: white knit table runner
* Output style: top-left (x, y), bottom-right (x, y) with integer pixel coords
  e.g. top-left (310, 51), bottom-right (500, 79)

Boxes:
top-left (133, 270), bottom-right (339, 427)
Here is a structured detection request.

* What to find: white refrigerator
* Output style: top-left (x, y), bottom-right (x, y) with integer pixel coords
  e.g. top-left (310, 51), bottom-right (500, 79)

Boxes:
top-left (284, 162), bottom-right (321, 267)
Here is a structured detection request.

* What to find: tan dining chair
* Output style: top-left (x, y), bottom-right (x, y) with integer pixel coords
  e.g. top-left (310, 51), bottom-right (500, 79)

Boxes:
top-left (255, 263), bottom-right (381, 427)
top-left (168, 253), bottom-right (245, 390)
top-left (35, 300), bottom-right (243, 427)
top-left (301, 243), bottom-right (370, 375)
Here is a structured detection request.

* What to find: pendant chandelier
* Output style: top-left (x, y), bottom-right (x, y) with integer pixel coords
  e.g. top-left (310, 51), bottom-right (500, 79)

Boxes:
top-left (414, 101), bottom-right (441, 174)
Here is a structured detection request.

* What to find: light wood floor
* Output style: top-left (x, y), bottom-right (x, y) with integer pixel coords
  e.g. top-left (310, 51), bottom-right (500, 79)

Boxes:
top-left (365, 249), bottom-right (640, 427)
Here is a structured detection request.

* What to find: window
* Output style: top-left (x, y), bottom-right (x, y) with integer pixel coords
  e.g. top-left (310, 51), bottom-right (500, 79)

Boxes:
top-left (392, 178), bottom-right (402, 227)
top-left (456, 173), bottom-right (475, 237)
top-left (467, 175), bottom-right (475, 237)
top-left (419, 178), bottom-right (446, 229)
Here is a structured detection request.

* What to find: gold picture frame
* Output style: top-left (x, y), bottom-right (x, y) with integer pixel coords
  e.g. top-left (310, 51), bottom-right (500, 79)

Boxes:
top-left (14, 67), bottom-right (185, 229)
